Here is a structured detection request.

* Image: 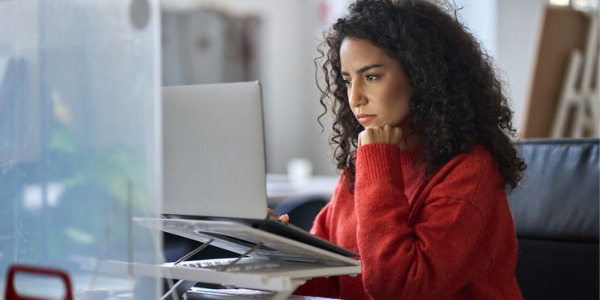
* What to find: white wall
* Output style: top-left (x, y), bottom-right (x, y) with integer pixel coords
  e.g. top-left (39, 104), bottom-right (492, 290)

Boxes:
top-left (496, 0), bottom-right (548, 134)
top-left (455, 0), bottom-right (498, 57)
top-left (456, 0), bottom-right (547, 135)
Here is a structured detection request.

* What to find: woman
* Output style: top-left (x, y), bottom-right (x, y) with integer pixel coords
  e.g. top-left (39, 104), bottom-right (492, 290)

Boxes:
top-left (293, 0), bottom-right (526, 299)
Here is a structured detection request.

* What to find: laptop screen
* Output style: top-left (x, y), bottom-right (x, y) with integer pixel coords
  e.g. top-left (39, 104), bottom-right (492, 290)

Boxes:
top-left (161, 82), bottom-right (268, 220)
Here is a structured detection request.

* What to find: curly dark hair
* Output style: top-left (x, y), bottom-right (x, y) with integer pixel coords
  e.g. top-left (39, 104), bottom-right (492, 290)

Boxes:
top-left (316, 0), bottom-right (526, 189)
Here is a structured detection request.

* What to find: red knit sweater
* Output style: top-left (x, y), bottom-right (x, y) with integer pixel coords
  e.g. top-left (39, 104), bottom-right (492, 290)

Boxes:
top-left (294, 143), bottom-right (522, 300)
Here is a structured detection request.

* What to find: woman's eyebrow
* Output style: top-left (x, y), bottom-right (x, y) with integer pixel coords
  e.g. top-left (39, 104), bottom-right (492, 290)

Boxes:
top-left (341, 64), bottom-right (383, 76)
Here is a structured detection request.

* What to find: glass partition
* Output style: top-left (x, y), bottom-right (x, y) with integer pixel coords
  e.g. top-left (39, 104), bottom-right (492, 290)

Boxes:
top-left (0, 0), bottom-right (162, 298)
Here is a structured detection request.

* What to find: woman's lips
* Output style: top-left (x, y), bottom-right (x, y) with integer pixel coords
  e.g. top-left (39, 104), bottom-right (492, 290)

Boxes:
top-left (356, 114), bottom-right (376, 124)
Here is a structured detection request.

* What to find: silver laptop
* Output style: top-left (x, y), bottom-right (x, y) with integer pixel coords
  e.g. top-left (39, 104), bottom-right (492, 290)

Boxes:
top-left (161, 81), bottom-right (267, 220)
top-left (155, 82), bottom-right (359, 267)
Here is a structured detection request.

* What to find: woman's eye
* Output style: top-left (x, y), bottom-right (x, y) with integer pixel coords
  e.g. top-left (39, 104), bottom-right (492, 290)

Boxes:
top-left (366, 75), bottom-right (378, 81)
top-left (343, 79), bottom-right (352, 85)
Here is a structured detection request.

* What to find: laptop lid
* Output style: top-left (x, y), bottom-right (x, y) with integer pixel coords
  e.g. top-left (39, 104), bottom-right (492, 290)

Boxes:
top-left (161, 82), bottom-right (268, 220)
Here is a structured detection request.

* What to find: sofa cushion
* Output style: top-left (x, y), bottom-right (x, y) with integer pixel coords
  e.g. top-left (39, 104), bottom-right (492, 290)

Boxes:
top-left (508, 138), bottom-right (599, 242)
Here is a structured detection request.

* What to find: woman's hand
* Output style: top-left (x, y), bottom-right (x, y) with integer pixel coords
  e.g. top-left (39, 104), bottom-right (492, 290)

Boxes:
top-left (268, 208), bottom-right (289, 223)
top-left (358, 124), bottom-right (403, 146)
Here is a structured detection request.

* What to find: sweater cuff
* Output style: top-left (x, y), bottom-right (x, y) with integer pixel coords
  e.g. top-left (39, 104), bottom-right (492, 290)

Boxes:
top-left (356, 144), bottom-right (408, 187)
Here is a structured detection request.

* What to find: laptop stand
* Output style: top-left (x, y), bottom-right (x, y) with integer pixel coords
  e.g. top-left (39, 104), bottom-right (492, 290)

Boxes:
top-left (160, 239), bottom-right (306, 300)
top-left (82, 218), bottom-right (361, 300)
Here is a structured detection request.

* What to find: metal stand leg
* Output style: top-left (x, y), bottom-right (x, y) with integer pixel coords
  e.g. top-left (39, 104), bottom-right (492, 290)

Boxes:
top-left (161, 239), bottom-right (216, 300)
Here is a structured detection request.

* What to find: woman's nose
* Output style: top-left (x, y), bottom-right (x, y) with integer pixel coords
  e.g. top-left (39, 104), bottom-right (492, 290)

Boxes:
top-left (348, 83), bottom-right (366, 108)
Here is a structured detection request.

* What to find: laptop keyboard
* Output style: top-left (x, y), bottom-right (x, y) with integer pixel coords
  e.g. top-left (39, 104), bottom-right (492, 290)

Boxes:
top-left (172, 258), bottom-right (280, 272)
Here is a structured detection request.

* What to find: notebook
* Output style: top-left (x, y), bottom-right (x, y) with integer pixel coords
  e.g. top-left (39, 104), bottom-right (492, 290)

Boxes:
top-left (152, 82), bottom-right (359, 269)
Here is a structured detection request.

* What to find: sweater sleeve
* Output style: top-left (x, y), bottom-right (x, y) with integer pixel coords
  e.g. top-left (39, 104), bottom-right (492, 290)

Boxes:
top-left (354, 143), bottom-right (499, 299)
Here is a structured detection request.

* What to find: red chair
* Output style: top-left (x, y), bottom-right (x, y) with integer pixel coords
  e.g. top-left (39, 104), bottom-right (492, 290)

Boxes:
top-left (5, 264), bottom-right (73, 300)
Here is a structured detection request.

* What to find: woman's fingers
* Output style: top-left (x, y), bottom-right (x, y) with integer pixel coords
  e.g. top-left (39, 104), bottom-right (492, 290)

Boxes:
top-left (267, 208), bottom-right (289, 223)
top-left (278, 214), bottom-right (289, 223)
top-left (360, 125), bottom-right (403, 145)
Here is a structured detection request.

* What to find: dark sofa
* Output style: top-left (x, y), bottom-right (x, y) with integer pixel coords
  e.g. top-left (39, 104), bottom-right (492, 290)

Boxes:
top-left (508, 138), bottom-right (599, 299)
